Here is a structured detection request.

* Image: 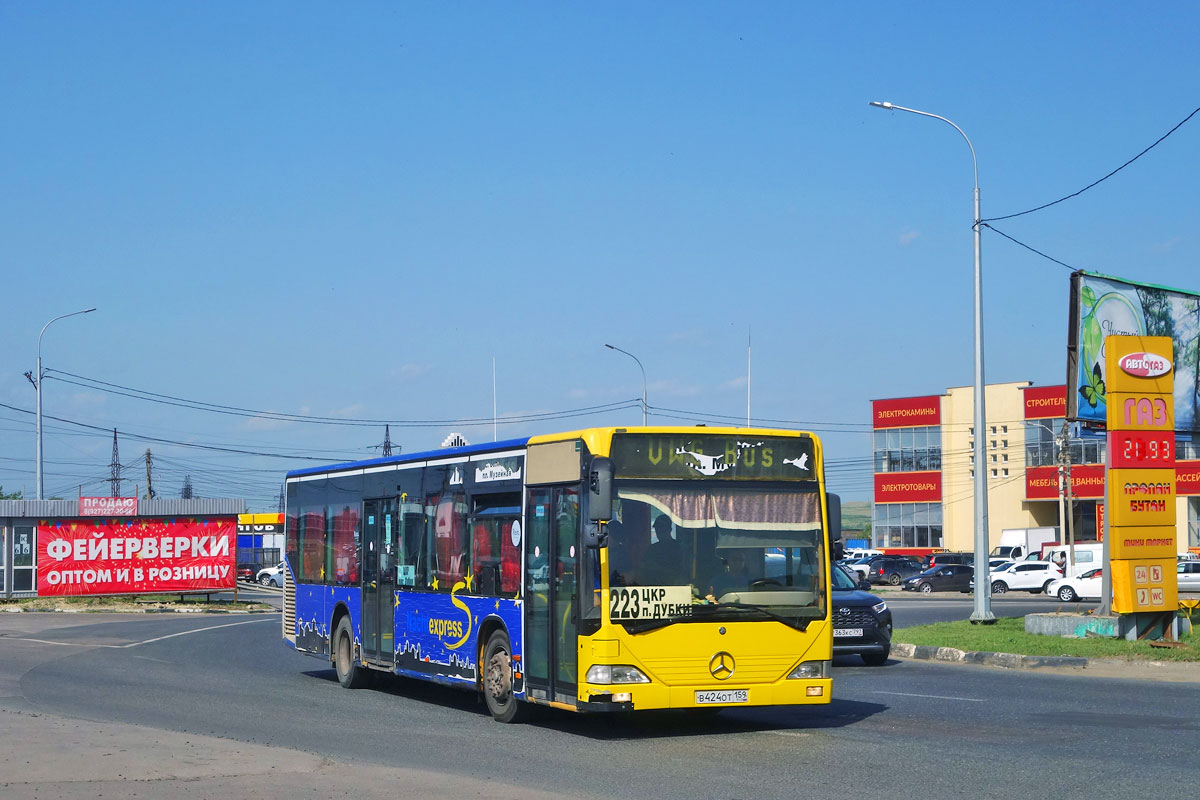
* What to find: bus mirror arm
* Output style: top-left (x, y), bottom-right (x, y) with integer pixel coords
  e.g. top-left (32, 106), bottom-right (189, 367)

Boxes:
top-left (584, 522), bottom-right (607, 549)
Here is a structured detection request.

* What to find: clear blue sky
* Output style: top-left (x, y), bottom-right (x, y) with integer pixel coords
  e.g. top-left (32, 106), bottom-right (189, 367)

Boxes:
top-left (2, 2), bottom-right (1197, 509)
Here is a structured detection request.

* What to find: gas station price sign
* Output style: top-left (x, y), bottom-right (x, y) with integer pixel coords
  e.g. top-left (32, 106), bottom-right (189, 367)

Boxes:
top-left (1105, 336), bottom-right (1177, 613)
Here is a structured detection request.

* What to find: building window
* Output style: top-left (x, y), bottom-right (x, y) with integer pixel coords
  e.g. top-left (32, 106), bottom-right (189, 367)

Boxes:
top-left (871, 502), bottom-right (943, 549)
top-left (872, 425), bottom-right (941, 474)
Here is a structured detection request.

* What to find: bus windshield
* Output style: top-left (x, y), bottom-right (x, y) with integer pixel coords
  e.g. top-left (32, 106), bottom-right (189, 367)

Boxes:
top-left (606, 483), bottom-right (827, 631)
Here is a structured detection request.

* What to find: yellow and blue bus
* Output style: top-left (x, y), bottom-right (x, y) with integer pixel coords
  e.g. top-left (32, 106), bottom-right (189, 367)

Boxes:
top-left (282, 426), bottom-right (838, 722)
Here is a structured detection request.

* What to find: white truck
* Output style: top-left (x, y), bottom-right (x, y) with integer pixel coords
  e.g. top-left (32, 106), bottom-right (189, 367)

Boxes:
top-left (991, 527), bottom-right (1058, 562)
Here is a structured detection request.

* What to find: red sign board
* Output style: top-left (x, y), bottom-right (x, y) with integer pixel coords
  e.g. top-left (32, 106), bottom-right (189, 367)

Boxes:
top-left (1108, 430), bottom-right (1177, 469)
top-left (1025, 464), bottom-right (1105, 500)
top-left (874, 471), bottom-right (942, 503)
top-left (36, 517), bottom-right (236, 596)
top-left (79, 497), bottom-right (138, 516)
top-left (872, 396), bottom-right (940, 430)
top-left (1023, 385), bottom-right (1066, 420)
top-left (1178, 461), bottom-right (1200, 496)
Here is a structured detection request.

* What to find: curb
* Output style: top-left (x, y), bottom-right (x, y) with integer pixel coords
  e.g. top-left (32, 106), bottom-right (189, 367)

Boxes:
top-left (891, 641), bottom-right (1088, 669)
top-left (3, 606), bottom-right (277, 615)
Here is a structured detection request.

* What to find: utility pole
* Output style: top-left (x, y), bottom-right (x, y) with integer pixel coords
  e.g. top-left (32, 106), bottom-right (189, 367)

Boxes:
top-left (1056, 423), bottom-right (1075, 572)
top-left (109, 429), bottom-right (121, 498)
top-left (277, 484), bottom-right (285, 512)
top-left (144, 448), bottom-right (155, 499)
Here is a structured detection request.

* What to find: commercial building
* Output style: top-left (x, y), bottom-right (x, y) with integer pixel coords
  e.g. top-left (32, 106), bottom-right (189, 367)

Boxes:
top-left (871, 383), bottom-right (1200, 555)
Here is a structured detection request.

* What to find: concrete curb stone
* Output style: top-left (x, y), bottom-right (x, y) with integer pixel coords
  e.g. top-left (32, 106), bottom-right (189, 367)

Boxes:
top-left (892, 641), bottom-right (1089, 669)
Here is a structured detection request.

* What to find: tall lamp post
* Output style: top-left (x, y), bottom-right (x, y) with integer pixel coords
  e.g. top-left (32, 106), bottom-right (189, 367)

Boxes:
top-left (869, 100), bottom-right (994, 623)
top-left (33, 308), bottom-right (97, 499)
top-left (604, 344), bottom-right (647, 426)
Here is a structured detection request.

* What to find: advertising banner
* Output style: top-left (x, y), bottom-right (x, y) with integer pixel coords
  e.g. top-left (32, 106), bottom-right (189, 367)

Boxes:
top-left (872, 396), bottom-right (941, 429)
top-left (1067, 271), bottom-right (1200, 430)
top-left (874, 471), bottom-right (942, 503)
top-left (1024, 464), bottom-right (1105, 500)
top-left (79, 497), bottom-right (138, 516)
top-left (1177, 461), bottom-right (1200, 496)
top-left (1023, 385), bottom-right (1067, 420)
top-left (36, 517), bottom-right (237, 596)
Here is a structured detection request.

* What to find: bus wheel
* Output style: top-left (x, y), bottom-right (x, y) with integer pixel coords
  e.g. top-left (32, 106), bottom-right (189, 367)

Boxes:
top-left (483, 629), bottom-right (528, 723)
top-left (334, 617), bottom-right (370, 689)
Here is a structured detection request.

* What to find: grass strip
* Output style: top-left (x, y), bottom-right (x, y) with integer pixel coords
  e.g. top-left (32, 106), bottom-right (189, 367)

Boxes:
top-left (894, 615), bottom-right (1200, 662)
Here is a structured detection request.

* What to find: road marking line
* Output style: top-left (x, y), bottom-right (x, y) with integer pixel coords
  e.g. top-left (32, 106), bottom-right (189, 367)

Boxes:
top-left (3, 617), bottom-right (276, 649)
top-left (873, 691), bottom-right (985, 702)
top-left (123, 617), bottom-right (276, 647)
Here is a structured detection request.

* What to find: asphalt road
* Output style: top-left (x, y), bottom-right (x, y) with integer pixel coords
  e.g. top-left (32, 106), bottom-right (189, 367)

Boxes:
top-left (2, 608), bottom-right (1198, 800)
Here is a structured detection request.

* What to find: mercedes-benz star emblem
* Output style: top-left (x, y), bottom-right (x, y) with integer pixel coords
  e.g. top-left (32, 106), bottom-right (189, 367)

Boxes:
top-left (709, 651), bottom-right (735, 680)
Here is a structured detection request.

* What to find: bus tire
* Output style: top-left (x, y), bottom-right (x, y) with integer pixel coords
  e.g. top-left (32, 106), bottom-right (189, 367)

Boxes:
top-left (482, 629), bottom-right (529, 723)
top-left (334, 616), bottom-right (370, 689)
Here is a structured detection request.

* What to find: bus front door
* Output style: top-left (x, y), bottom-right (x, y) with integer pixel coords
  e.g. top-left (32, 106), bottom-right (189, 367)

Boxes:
top-left (524, 486), bottom-right (580, 706)
top-left (362, 497), bottom-right (397, 668)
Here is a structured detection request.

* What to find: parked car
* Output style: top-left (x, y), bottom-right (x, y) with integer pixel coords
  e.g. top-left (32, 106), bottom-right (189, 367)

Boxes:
top-left (256, 561), bottom-right (285, 586)
top-left (1045, 568), bottom-right (1103, 602)
top-left (902, 563), bottom-right (975, 594)
top-left (846, 557), bottom-right (876, 580)
top-left (925, 552), bottom-right (974, 569)
top-left (843, 548), bottom-right (884, 561)
top-left (831, 565), bottom-right (892, 666)
top-left (864, 556), bottom-right (925, 586)
top-left (236, 563), bottom-right (259, 582)
top-left (1178, 561), bottom-right (1200, 592)
top-left (972, 560), bottom-right (1062, 594)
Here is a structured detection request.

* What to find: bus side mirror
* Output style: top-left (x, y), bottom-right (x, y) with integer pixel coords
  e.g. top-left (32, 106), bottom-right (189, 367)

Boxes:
top-left (826, 493), bottom-right (842, 540)
top-left (587, 456), bottom-right (614, 522)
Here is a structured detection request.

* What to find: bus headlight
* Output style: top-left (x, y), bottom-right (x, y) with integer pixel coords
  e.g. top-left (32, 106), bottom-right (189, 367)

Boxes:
top-left (586, 665), bottom-right (651, 684)
top-left (787, 660), bottom-right (831, 680)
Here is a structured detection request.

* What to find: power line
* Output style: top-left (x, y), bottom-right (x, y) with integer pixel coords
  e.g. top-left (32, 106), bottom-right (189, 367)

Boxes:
top-left (45, 370), bottom-right (642, 428)
top-left (982, 104), bottom-right (1200, 222)
top-left (981, 224), bottom-right (1080, 271)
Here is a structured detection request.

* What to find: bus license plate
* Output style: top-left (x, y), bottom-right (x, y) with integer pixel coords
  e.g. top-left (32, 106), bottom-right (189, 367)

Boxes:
top-left (696, 689), bottom-right (748, 705)
top-left (834, 628), bottom-right (863, 637)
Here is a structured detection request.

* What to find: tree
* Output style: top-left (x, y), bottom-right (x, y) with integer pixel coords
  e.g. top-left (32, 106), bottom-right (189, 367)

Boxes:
top-left (0, 486), bottom-right (23, 500)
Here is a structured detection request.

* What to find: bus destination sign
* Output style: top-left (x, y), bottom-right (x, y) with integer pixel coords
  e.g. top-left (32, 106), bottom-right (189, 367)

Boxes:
top-left (609, 433), bottom-right (816, 481)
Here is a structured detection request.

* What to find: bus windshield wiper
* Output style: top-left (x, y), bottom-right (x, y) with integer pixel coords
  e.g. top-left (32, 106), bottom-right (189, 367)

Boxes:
top-left (621, 601), bottom-right (815, 634)
top-left (711, 601), bottom-right (816, 630)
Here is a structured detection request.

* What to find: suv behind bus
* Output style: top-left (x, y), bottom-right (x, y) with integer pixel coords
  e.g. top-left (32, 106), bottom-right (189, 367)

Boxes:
top-left (925, 552), bottom-right (974, 569)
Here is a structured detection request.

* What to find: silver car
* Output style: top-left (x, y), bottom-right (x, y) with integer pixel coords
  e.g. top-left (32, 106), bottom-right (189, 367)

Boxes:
top-left (1178, 560), bottom-right (1200, 592)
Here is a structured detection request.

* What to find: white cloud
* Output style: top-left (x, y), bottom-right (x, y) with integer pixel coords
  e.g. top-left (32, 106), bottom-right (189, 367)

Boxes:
top-left (899, 230), bottom-right (920, 246)
top-left (1151, 236), bottom-right (1182, 254)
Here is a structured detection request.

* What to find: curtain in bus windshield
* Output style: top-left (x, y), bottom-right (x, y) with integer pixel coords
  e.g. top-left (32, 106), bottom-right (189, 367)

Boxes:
top-left (608, 487), bottom-right (825, 603)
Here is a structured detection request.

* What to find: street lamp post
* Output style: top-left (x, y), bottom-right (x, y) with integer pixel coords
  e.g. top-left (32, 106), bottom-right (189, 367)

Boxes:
top-left (604, 344), bottom-right (647, 426)
top-left (34, 308), bottom-right (97, 500)
top-left (869, 100), bottom-right (994, 623)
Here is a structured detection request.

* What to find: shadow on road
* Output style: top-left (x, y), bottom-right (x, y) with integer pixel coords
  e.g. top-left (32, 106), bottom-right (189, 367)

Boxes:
top-left (303, 667), bottom-right (888, 739)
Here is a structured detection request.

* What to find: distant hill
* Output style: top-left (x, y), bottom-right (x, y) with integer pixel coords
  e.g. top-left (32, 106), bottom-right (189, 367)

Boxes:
top-left (838, 500), bottom-right (870, 535)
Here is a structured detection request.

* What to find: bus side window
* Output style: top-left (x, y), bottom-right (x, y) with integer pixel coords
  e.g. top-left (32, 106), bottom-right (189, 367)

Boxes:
top-left (472, 519), bottom-right (497, 595)
top-left (499, 519), bottom-right (520, 594)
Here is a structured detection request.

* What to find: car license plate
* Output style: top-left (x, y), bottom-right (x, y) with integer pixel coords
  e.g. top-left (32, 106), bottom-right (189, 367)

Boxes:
top-left (834, 628), bottom-right (863, 637)
top-left (695, 689), bottom-right (748, 705)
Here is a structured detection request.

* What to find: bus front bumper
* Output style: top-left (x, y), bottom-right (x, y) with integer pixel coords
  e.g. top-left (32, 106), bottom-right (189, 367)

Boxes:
top-left (582, 677), bottom-right (832, 711)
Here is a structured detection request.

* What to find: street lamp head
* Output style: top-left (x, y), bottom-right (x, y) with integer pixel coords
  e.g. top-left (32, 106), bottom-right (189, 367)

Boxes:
top-left (604, 344), bottom-right (615, 350)
top-left (868, 101), bottom-right (894, 110)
